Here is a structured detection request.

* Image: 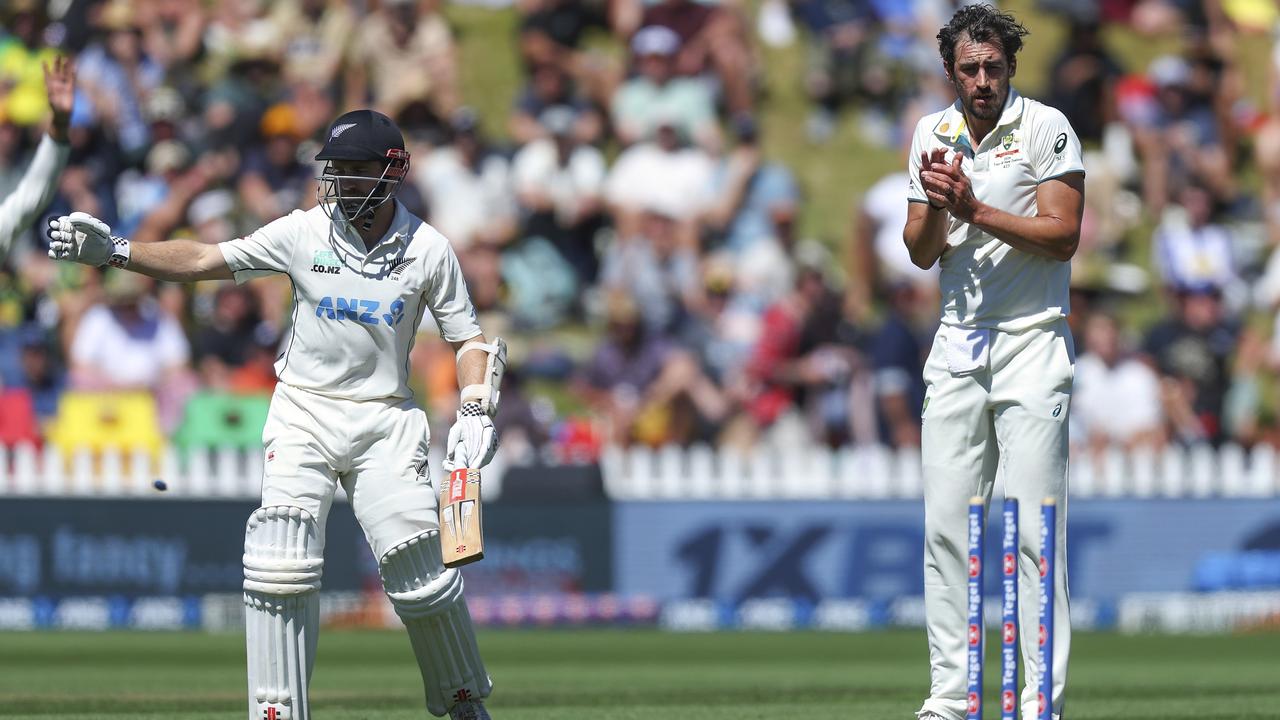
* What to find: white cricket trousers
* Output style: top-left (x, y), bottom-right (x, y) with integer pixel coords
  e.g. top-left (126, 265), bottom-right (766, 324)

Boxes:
top-left (918, 318), bottom-right (1073, 720)
top-left (260, 382), bottom-right (438, 560)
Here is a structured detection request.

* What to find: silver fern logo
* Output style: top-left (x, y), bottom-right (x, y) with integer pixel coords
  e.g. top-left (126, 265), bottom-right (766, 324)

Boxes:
top-left (330, 122), bottom-right (357, 139)
top-left (389, 257), bottom-right (416, 280)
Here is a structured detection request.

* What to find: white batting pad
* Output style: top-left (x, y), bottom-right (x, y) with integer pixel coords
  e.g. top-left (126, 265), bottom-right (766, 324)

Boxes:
top-left (243, 506), bottom-right (324, 720)
top-left (381, 531), bottom-right (491, 716)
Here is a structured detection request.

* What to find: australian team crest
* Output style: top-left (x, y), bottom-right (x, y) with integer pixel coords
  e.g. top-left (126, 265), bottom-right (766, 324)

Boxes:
top-left (995, 131), bottom-right (1021, 167)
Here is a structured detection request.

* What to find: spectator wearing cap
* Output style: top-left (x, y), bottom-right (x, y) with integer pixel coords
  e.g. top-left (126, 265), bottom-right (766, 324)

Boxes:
top-left (0, 0), bottom-right (61, 128)
top-left (612, 26), bottom-right (718, 150)
top-left (509, 64), bottom-right (602, 146)
top-left (1142, 282), bottom-right (1239, 444)
top-left (512, 105), bottom-right (606, 286)
top-left (143, 87), bottom-right (187, 145)
top-left (12, 324), bottom-right (65, 426)
top-left (701, 114), bottom-right (799, 256)
top-left (1129, 53), bottom-right (1235, 215)
top-left (613, 0), bottom-right (754, 115)
top-left (113, 139), bottom-right (191, 237)
top-left (238, 103), bottom-right (316, 225)
top-left (345, 0), bottom-right (458, 120)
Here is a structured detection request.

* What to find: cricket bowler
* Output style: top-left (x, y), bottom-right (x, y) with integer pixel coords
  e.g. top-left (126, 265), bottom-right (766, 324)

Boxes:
top-left (47, 109), bottom-right (502, 720)
top-left (0, 55), bottom-right (73, 260)
top-left (902, 6), bottom-right (1082, 719)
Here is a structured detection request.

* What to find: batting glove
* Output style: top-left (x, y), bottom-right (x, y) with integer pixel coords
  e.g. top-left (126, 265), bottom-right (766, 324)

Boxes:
top-left (443, 402), bottom-right (498, 472)
top-left (47, 212), bottom-right (129, 267)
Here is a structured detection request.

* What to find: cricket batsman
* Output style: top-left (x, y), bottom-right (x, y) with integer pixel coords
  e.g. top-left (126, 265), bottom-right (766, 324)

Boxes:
top-left (47, 109), bottom-right (502, 720)
top-left (0, 55), bottom-right (73, 260)
top-left (903, 6), bottom-right (1082, 720)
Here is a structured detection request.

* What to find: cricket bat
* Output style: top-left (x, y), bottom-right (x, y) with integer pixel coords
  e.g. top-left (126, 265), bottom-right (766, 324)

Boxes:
top-left (439, 467), bottom-right (484, 568)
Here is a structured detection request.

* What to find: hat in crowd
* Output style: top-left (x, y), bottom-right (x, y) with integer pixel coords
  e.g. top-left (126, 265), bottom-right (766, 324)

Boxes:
top-left (7, 0), bottom-right (40, 15)
top-left (730, 113), bottom-right (758, 143)
top-left (450, 107), bottom-right (482, 136)
top-left (260, 103), bottom-right (302, 140)
top-left (604, 291), bottom-right (641, 324)
top-left (145, 87), bottom-right (184, 124)
top-left (1149, 55), bottom-right (1190, 89)
top-left (1175, 279), bottom-right (1222, 297)
top-left (631, 26), bottom-right (681, 57)
top-left (15, 324), bottom-right (48, 351)
top-left (539, 105), bottom-right (576, 137)
top-left (702, 253), bottom-right (736, 295)
top-left (189, 189), bottom-right (236, 227)
top-left (103, 269), bottom-right (148, 305)
top-left (145, 140), bottom-right (190, 175)
top-left (97, 0), bottom-right (136, 31)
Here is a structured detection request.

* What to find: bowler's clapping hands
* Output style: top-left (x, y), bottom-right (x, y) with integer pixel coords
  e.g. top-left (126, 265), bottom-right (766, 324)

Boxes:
top-left (919, 149), bottom-right (981, 223)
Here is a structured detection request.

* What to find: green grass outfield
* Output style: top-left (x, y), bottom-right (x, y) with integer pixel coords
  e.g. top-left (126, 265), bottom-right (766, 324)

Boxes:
top-left (0, 629), bottom-right (1276, 719)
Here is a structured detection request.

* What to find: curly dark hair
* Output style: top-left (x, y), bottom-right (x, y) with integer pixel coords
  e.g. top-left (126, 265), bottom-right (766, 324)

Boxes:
top-left (937, 4), bottom-right (1030, 70)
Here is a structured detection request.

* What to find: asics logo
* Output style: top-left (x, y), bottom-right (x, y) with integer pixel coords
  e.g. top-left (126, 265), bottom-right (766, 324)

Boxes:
top-left (330, 122), bottom-right (357, 139)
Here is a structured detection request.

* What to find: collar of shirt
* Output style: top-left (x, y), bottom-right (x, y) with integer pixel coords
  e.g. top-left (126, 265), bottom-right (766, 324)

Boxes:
top-left (332, 199), bottom-right (413, 259)
top-left (932, 87), bottom-right (1025, 153)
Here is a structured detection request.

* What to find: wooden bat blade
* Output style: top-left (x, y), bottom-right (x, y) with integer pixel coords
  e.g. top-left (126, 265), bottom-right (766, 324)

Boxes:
top-left (440, 468), bottom-right (484, 568)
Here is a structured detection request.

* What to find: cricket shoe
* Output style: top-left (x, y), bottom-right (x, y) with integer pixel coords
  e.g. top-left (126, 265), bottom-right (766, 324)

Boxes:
top-left (449, 700), bottom-right (491, 720)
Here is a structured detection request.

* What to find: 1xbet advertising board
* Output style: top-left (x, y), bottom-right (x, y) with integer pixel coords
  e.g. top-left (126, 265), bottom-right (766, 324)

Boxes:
top-left (614, 500), bottom-right (1280, 602)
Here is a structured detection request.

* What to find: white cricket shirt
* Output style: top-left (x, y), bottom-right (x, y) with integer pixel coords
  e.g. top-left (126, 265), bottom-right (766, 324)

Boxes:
top-left (218, 201), bottom-right (482, 402)
top-left (907, 89), bottom-right (1084, 331)
top-left (0, 134), bottom-right (70, 259)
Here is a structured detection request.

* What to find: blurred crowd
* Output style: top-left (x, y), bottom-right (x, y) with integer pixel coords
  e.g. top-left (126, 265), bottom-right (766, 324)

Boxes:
top-left (3, 0), bottom-right (1280, 463)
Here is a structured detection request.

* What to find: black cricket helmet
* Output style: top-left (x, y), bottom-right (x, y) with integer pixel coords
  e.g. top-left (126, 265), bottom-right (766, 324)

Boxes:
top-left (315, 109), bottom-right (410, 227)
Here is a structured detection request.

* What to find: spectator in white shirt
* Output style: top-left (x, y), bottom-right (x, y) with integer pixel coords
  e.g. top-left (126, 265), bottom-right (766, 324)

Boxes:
top-left (69, 270), bottom-right (196, 429)
top-left (605, 120), bottom-right (712, 244)
top-left (512, 105), bottom-right (606, 284)
top-left (1072, 311), bottom-right (1163, 452)
top-left (418, 108), bottom-right (517, 252)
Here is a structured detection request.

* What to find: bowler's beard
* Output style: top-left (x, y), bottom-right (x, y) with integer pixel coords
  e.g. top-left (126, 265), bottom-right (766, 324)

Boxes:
top-left (958, 82), bottom-right (1006, 121)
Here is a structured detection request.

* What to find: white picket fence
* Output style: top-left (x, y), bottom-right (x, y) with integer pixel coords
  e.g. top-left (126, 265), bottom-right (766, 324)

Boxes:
top-left (599, 443), bottom-right (1280, 500)
top-left (0, 443), bottom-right (507, 500)
top-left (2, 442), bottom-right (1276, 500)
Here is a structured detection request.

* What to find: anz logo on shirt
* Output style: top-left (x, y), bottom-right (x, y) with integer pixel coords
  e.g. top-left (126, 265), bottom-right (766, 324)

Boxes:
top-left (315, 297), bottom-right (406, 326)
